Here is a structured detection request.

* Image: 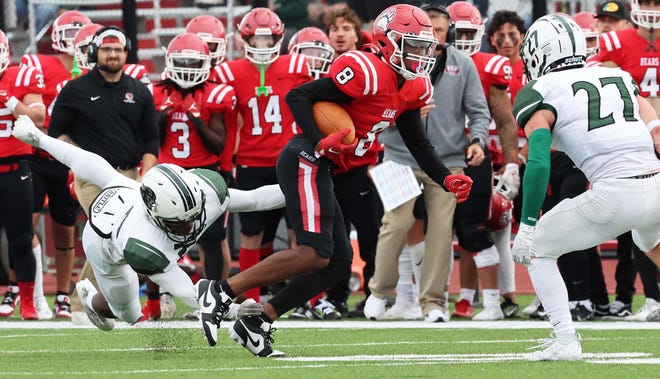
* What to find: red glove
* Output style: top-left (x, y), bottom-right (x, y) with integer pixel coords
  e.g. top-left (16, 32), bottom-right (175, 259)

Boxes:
top-left (316, 129), bottom-right (357, 156)
top-left (158, 90), bottom-right (182, 114)
top-left (444, 174), bottom-right (473, 203)
top-left (181, 93), bottom-right (201, 118)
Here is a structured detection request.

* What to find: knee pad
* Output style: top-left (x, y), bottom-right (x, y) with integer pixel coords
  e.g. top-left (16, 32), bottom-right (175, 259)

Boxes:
top-left (473, 245), bottom-right (500, 268)
top-left (457, 221), bottom-right (493, 253)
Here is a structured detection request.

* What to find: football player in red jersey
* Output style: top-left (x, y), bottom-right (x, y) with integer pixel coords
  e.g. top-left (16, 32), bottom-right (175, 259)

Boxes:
top-left (185, 15), bottom-right (227, 66)
top-left (209, 7), bottom-right (313, 303)
top-left (448, 1), bottom-right (521, 320)
top-left (150, 33), bottom-right (237, 317)
top-left (194, 4), bottom-right (472, 356)
top-left (574, 11), bottom-right (600, 60)
top-left (595, 0), bottom-right (660, 321)
top-left (18, 10), bottom-right (91, 320)
top-left (0, 29), bottom-right (46, 320)
top-left (288, 27), bottom-right (334, 80)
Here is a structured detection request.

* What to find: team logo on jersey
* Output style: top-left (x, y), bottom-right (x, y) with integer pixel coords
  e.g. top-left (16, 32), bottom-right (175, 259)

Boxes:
top-left (254, 85), bottom-right (273, 96)
top-left (124, 92), bottom-right (135, 103)
top-left (375, 8), bottom-right (395, 32)
top-left (444, 65), bottom-right (460, 76)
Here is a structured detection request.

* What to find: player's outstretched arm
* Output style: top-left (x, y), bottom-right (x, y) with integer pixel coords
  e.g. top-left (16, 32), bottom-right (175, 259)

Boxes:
top-left (12, 115), bottom-right (126, 189)
top-left (227, 185), bottom-right (285, 212)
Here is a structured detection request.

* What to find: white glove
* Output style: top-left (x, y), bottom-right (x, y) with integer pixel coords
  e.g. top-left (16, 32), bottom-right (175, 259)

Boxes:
top-left (225, 298), bottom-right (264, 320)
top-left (512, 223), bottom-right (536, 266)
top-left (499, 163), bottom-right (520, 199)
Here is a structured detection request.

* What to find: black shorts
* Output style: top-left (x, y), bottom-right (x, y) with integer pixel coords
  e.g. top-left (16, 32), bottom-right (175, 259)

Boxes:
top-left (235, 165), bottom-right (288, 239)
top-left (0, 160), bottom-right (34, 257)
top-left (276, 136), bottom-right (352, 261)
top-left (30, 156), bottom-right (79, 226)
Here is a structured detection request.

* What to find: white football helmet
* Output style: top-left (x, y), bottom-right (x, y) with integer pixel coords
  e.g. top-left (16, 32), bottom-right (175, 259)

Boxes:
top-left (520, 14), bottom-right (586, 81)
top-left (140, 164), bottom-right (206, 246)
top-left (631, 0), bottom-right (660, 29)
top-left (0, 30), bottom-right (9, 74)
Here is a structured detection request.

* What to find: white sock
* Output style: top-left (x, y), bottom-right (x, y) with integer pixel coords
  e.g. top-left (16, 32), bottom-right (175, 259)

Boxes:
top-left (459, 288), bottom-right (476, 304)
top-left (408, 241), bottom-right (425, 286)
top-left (493, 224), bottom-right (516, 294)
top-left (395, 247), bottom-right (414, 304)
top-left (33, 244), bottom-right (44, 298)
top-left (483, 289), bottom-right (500, 307)
top-left (528, 257), bottom-right (576, 336)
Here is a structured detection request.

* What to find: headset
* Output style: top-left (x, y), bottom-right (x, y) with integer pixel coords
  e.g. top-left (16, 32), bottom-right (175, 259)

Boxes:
top-left (87, 26), bottom-right (131, 64)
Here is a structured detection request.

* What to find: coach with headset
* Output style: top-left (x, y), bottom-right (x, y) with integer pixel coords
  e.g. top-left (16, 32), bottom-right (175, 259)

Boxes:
top-left (49, 26), bottom-right (159, 212)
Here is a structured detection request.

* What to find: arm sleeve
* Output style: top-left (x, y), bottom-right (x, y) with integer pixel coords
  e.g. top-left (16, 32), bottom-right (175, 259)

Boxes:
top-left (520, 128), bottom-right (552, 226)
top-left (285, 77), bottom-right (355, 147)
top-left (139, 88), bottom-right (160, 157)
top-left (397, 109), bottom-right (452, 189)
top-left (227, 185), bottom-right (285, 212)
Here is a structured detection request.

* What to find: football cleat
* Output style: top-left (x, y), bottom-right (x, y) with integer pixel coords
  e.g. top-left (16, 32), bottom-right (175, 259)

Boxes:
top-left (570, 302), bottom-right (594, 321)
top-left (0, 286), bottom-right (19, 318)
top-left (501, 298), bottom-right (520, 318)
top-left (230, 315), bottom-right (286, 358)
top-left (601, 301), bottom-right (632, 320)
top-left (312, 299), bottom-right (342, 320)
top-left (35, 295), bottom-right (53, 320)
top-left (194, 279), bottom-right (232, 346)
top-left (54, 295), bottom-right (72, 319)
top-left (12, 115), bottom-right (45, 148)
top-left (525, 333), bottom-right (582, 361)
top-left (76, 279), bottom-right (115, 331)
top-left (288, 302), bottom-right (313, 320)
top-left (160, 293), bottom-right (176, 319)
top-left (473, 305), bottom-right (504, 321)
top-left (424, 308), bottom-right (450, 323)
top-left (452, 299), bottom-right (474, 319)
top-left (381, 299), bottom-right (423, 320)
top-left (625, 298), bottom-right (660, 321)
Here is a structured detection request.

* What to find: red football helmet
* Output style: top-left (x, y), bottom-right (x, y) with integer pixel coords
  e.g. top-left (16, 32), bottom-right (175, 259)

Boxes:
top-left (572, 12), bottom-right (599, 58)
top-left (0, 30), bottom-right (9, 74)
top-left (288, 27), bottom-right (334, 79)
top-left (447, 1), bottom-right (484, 56)
top-left (165, 33), bottom-right (211, 89)
top-left (185, 15), bottom-right (227, 64)
top-left (74, 23), bottom-right (103, 69)
top-left (489, 191), bottom-right (513, 231)
top-left (372, 4), bottom-right (438, 80)
top-left (238, 7), bottom-right (284, 65)
top-left (51, 10), bottom-right (92, 56)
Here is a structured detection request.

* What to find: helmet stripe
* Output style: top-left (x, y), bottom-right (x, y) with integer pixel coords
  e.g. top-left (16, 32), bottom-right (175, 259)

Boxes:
top-left (554, 15), bottom-right (577, 56)
top-left (157, 165), bottom-right (195, 212)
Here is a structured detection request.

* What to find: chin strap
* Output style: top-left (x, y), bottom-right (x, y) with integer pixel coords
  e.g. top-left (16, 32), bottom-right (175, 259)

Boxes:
top-left (647, 26), bottom-right (658, 52)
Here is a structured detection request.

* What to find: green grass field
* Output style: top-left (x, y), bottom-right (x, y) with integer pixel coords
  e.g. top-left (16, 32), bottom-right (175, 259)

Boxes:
top-left (1, 295), bottom-right (659, 378)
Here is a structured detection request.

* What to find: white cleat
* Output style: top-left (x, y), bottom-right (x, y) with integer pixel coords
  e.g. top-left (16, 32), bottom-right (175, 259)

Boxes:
top-left (76, 279), bottom-right (115, 331)
top-left (526, 333), bottom-right (582, 361)
top-left (624, 298), bottom-right (660, 321)
top-left (34, 295), bottom-right (53, 320)
top-left (472, 305), bottom-right (504, 321)
top-left (363, 295), bottom-right (387, 320)
top-left (424, 308), bottom-right (450, 323)
top-left (12, 115), bottom-right (44, 147)
top-left (381, 300), bottom-right (423, 320)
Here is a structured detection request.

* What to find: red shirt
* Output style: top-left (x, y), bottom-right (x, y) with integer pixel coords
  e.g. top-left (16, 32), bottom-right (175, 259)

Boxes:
top-left (327, 51), bottom-right (433, 173)
top-left (0, 65), bottom-right (45, 157)
top-left (471, 52), bottom-right (511, 99)
top-left (154, 81), bottom-right (236, 168)
top-left (597, 28), bottom-right (660, 98)
top-left (20, 54), bottom-right (71, 128)
top-left (210, 54), bottom-right (312, 167)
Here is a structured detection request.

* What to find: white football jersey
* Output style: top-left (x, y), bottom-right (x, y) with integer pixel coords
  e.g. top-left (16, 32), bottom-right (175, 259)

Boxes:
top-left (514, 66), bottom-right (660, 181)
top-left (85, 169), bottom-right (228, 271)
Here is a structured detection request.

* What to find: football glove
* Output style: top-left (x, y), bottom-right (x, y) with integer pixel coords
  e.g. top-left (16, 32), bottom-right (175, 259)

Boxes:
top-left (158, 90), bottom-right (181, 114)
top-left (181, 93), bottom-right (201, 118)
top-left (443, 174), bottom-right (473, 203)
top-left (512, 223), bottom-right (536, 266)
top-left (500, 163), bottom-right (520, 199)
top-left (0, 90), bottom-right (19, 112)
top-left (316, 128), bottom-right (357, 156)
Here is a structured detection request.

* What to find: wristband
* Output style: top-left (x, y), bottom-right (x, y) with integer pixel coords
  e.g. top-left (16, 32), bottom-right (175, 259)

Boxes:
top-left (4, 96), bottom-right (19, 112)
top-left (647, 119), bottom-right (660, 132)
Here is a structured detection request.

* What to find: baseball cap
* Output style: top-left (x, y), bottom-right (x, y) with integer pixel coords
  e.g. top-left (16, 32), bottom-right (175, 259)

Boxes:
top-left (595, 1), bottom-right (630, 20)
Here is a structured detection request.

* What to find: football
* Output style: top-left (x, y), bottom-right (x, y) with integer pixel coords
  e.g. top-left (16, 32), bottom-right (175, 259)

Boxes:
top-left (312, 101), bottom-right (356, 144)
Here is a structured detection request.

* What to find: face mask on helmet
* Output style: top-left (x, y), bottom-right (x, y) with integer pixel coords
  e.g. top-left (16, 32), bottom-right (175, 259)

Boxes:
top-left (0, 31), bottom-right (9, 74)
top-left (239, 8), bottom-right (284, 65)
top-left (74, 23), bottom-right (103, 69)
top-left (632, 0), bottom-right (660, 29)
top-left (51, 11), bottom-right (92, 56)
top-left (185, 15), bottom-right (227, 64)
top-left (166, 33), bottom-right (211, 89)
top-left (489, 190), bottom-right (513, 231)
top-left (520, 14), bottom-right (587, 81)
top-left (140, 164), bottom-right (207, 246)
top-left (288, 27), bottom-right (335, 79)
top-left (373, 5), bottom-right (438, 80)
top-left (447, 1), bottom-right (484, 56)
top-left (572, 12), bottom-right (599, 58)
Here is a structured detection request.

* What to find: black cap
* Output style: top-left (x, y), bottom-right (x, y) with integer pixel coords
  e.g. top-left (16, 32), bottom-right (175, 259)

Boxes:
top-left (595, 1), bottom-right (630, 20)
top-left (421, 0), bottom-right (448, 14)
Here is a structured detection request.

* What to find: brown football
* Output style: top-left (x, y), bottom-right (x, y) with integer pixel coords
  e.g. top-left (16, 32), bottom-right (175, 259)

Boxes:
top-left (312, 101), bottom-right (356, 144)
